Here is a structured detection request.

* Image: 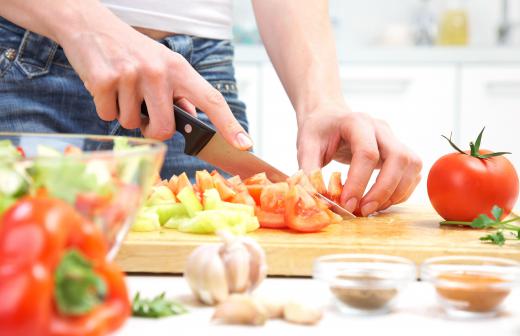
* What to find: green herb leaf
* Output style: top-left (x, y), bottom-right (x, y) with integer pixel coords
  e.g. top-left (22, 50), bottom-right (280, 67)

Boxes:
top-left (480, 231), bottom-right (506, 246)
top-left (54, 250), bottom-right (107, 316)
top-left (132, 292), bottom-right (187, 318)
top-left (491, 205), bottom-right (503, 221)
top-left (470, 214), bottom-right (497, 229)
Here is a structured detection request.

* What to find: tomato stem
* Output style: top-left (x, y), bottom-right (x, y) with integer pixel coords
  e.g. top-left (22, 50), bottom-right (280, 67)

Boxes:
top-left (442, 127), bottom-right (511, 159)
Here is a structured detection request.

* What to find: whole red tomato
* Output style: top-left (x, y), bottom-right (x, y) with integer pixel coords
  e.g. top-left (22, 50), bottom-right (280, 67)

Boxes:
top-left (427, 129), bottom-right (519, 221)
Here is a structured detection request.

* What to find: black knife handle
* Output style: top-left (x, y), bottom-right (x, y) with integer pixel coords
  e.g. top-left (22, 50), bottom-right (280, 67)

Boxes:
top-left (140, 102), bottom-right (215, 156)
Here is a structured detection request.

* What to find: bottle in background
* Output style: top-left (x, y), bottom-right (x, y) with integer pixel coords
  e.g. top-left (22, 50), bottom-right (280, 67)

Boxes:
top-left (437, 0), bottom-right (469, 46)
top-left (413, 0), bottom-right (438, 46)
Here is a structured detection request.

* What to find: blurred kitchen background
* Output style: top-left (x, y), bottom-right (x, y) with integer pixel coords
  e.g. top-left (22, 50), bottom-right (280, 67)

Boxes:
top-left (231, 0), bottom-right (520, 207)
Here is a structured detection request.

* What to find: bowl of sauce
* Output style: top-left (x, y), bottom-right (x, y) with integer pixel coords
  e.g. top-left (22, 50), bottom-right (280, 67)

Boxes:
top-left (313, 254), bottom-right (416, 315)
top-left (421, 256), bottom-right (520, 318)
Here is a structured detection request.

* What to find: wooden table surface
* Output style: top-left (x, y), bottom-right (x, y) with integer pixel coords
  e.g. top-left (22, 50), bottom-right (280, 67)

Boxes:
top-left (115, 205), bottom-right (520, 276)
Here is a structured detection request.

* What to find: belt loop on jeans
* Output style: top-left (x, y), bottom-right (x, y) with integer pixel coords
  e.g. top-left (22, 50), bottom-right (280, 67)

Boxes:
top-left (15, 31), bottom-right (58, 78)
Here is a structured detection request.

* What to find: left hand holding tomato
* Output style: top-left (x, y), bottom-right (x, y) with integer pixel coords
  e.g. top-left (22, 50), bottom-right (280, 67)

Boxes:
top-left (297, 103), bottom-right (423, 216)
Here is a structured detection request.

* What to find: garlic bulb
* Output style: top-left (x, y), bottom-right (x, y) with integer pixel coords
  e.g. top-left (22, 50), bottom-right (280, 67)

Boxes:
top-left (184, 230), bottom-right (267, 305)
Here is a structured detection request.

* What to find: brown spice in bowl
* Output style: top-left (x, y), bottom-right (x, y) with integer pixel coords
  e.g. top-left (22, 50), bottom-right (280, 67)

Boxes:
top-left (435, 272), bottom-right (511, 313)
top-left (330, 275), bottom-right (398, 310)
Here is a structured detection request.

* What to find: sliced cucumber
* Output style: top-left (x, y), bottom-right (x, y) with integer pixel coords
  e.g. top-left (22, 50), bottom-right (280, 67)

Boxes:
top-left (152, 202), bottom-right (188, 225)
top-left (132, 209), bottom-right (161, 232)
top-left (176, 186), bottom-right (203, 217)
top-left (0, 165), bottom-right (28, 197)
top-left (220, 201), bottom-right (255, 217)
top-left (146, 185), bottom-right (176, 206)
top-left (203, 188), bottom-right (222, 210)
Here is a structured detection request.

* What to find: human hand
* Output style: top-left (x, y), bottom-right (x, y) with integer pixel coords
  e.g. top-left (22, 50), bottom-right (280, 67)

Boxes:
top-left (297, 103), bottom-right (422, 216)
top-left (58, 8), bottom-right (251, 149)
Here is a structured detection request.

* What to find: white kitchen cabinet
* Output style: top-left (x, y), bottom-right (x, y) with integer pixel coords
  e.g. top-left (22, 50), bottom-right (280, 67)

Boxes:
top-left (259, 64), bottom-right (457, 204)
top-left (460, 65), bottom-right (520, 208)
top-left (235, 64), bottom-right (262, 155)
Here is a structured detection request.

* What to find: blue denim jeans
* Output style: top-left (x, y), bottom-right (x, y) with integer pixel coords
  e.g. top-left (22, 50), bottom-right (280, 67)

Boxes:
top-left (0, 17), bottom-right (248, 179)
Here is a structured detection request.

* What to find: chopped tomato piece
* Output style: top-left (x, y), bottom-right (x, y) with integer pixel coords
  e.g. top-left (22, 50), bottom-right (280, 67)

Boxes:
top-left (244, 172), bottom-right (272, 186)
top-left (75, 192), bottom-right (111, 217)
top-left (227, 175), bottom-right (242, 186)
top-left (309, 169), bottom-right (327, 195)
top-left (230, 191), bottom-right (256, 207)
top-left (196, 170), bottom-right (214, 192)
top-left (176, 172), bottom-right (193, 193)
top-left (257, 182), bottom-right (289, 228)
top-left (285, 185), bottom-right (330, 233)
top-left (210, 171), bottom-right (237, 201)
top-left (64, 144), bottom-right (82, 155)
top-left (327, 172), bottom-right (342, 203)
top-left (246, 184), bottom-right (264, 205)
top-left (16, 146), bottom-right (25, 158)
top-left (168, 175), bottom-right (178, 194)
top-left (287, 170), bottom-right (315, 193)
top-left (255, 207), bottom-right (286, 229)
top-left (326, 209), bottom-right (343, 224)
top-left (244, 172), bottom-right (273, 205)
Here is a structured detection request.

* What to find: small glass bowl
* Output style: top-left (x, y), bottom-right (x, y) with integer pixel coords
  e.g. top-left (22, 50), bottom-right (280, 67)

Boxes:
top-left (313, 254), bottom-right (416, 316)
top-left (421, 256), bottom-right (520, 319)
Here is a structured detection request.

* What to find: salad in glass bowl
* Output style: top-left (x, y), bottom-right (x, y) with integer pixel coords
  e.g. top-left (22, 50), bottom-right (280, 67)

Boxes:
top-left (0, 132), bottom-right (166, 260)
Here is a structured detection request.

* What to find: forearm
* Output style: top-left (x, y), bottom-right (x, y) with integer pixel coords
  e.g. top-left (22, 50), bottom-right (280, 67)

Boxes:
top-left (252, 0), bottom-right (344, 124)
top-left (0, 0), bottom-right (126, 47)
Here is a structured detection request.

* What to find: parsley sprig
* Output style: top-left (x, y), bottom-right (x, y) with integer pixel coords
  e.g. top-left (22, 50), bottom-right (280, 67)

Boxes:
top-left (132, 292), bottom-right (188, 318)
top-left (441, 205), bottom-right (520, 246)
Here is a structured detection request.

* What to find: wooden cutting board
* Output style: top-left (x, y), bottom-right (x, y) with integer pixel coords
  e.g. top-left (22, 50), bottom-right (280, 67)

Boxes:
top-left (115, 205), bottom-right (520, 276)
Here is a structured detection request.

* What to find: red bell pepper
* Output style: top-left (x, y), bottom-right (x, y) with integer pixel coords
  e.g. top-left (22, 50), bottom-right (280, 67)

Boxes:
top-left (0, 195), bottom-right (130, 336)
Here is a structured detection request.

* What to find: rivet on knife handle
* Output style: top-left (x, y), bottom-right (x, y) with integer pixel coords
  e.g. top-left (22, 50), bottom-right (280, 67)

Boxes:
top-left (140, 102), bottom-right (216, 155)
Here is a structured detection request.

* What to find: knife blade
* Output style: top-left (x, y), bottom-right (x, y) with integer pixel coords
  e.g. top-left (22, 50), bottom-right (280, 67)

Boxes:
top-left (141, 103), bottom-right (356, 218)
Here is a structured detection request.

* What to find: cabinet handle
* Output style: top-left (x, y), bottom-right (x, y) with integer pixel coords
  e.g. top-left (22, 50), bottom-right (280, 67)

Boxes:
top-left (485, 81), bottom-right (520, 97)
top-left (341, 79), bottom-right (411, 95)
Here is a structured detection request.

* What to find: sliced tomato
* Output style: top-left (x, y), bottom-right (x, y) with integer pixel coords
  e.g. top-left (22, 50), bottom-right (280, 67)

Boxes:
top-left (64, 144), bottom-right (82, 155)
top-left (230, 191), bottom-right (256, 207)
top-left (309, 169), bottom-right (327, 195)
top-left (176, 172), bottom-right (193, 194)
top-left (210, 171), bottom-right (237, 201)
top-left (196, 170), bottom-right (214, 192)
top-left (75, 192), bottom-right (111, 217)
top-left (227, 175), bottom-right (242, 186)
top-left (246, 184), bottom-right (264, 205)
top-left (327, 172), bottom-right (342, 203)
top-left (255, 207), bottom-right (286, 229)
top-left (285, 185), bottom-right (331, 233)
top-left (16, 146), bottom-right (25, 158)
top-left (167, 175), bottom-right (178, 194)
top-left (287, 170), bottom-right (315, 193)
top-left (243, 173), bottom-right (272, 205)
top-left (326, 209), bottom-right (343, 224)
top-left (244, 172), bottom-right (272, 186)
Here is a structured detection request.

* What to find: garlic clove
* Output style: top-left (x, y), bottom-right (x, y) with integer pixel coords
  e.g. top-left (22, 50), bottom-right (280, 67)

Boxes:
top-left (241, 237), bottom-right (267, 290)
top-left (200, 248), bottom-right (229, 305)
top-left (283, 301), bottom-right (323, 325)
top-left (212, 294), bottom-right (269, 326)
top-left (254, 296), bottom-right (285, 319)
top-left (220, 240), bottom-right (251, 293)
top-left (184, 245), bottom-right (217, 303)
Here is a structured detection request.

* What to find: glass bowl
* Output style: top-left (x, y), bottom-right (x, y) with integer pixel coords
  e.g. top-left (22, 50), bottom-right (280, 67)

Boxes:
top-left (0, 132), bottom-right (166, 260)
top-left (313, 254), bottom-right (416, 315)
top-left (420, 256), bottom-right (520, 319)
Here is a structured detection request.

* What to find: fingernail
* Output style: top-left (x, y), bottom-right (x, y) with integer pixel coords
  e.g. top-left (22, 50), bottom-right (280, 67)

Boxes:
top-left (236, 132), bottom-right (253, 149)
top-left (361, 201), bottom-right (379, 217)
top-left (345, 198), bottom-right (358, 213)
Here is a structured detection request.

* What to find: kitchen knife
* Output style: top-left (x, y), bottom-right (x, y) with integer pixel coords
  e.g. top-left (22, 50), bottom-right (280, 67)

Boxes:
top-left (141, 103), bottom-right (355, 218)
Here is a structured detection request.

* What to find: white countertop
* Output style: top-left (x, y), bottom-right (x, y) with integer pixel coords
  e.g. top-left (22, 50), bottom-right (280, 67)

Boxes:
top-left (116, 275), bottom-right (520, 336)
top-left (235, 45), bottom-right (520, 64)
